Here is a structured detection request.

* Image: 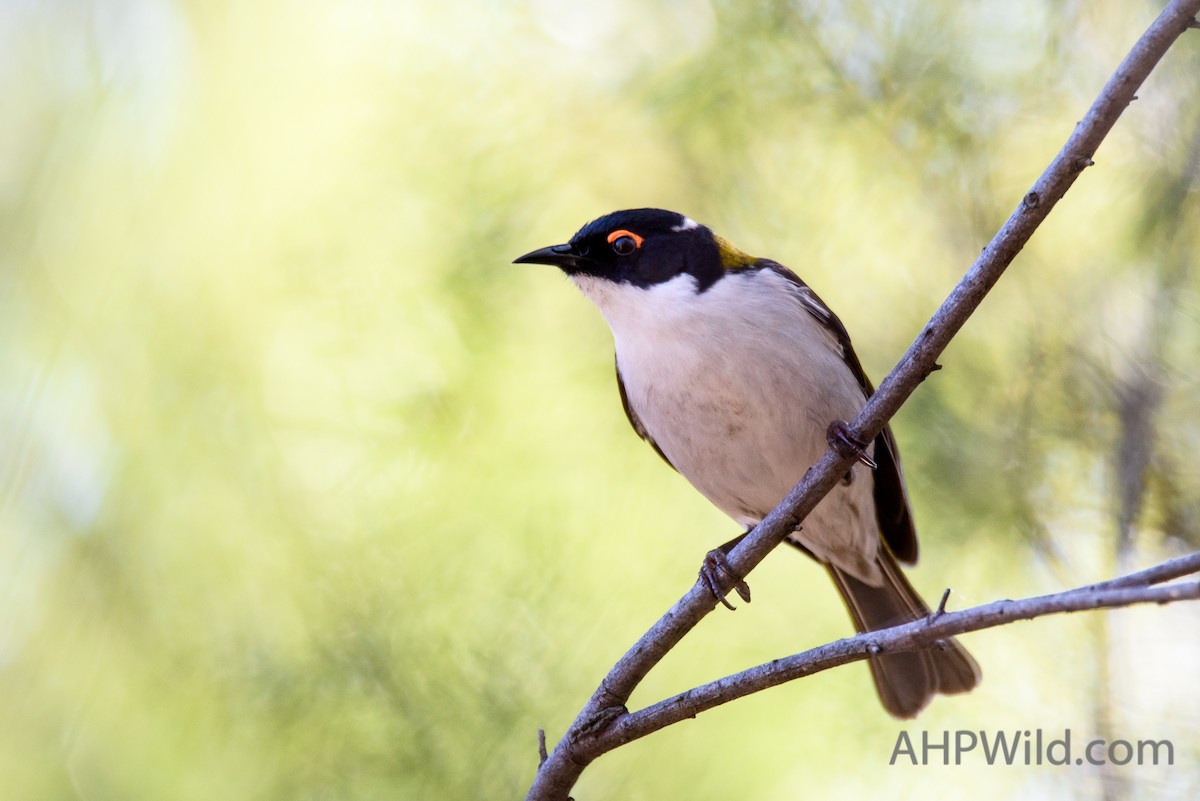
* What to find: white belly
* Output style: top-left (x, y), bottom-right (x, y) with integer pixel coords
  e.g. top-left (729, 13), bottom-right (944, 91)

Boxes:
top-left (576, 269), bottom-right (883, 582)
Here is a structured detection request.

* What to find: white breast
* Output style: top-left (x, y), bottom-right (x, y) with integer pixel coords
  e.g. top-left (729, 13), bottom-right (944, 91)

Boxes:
top-left (572, 269), bottom-right (882, 583)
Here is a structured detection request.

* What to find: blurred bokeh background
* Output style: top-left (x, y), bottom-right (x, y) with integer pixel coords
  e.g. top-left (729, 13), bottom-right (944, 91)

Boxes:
top-left (3, 1), bottom-right (1199, 799)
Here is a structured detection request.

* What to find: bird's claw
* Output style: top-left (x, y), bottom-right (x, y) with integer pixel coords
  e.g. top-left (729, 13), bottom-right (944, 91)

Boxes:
top-left (827, 420), bottom-right (877, 470)
top-left (700, 548), bottom-right (752, 610)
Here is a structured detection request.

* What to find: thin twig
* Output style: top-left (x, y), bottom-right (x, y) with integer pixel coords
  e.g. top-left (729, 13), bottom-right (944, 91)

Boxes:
top-left (933, 587), bottom-right (952, 618)
top-left (1084, 550), bottom-right (1200, 591)
top-left (527, 2), bottom-right (1200, 798)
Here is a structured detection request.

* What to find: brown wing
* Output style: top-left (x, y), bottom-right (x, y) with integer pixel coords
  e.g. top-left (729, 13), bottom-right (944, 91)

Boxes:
top-left (616, 358), bottom-right (677, 472)
top-left (755, 260), bottom-right (919, 564)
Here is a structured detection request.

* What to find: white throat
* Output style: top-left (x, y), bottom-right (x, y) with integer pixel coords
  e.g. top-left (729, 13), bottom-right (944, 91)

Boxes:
top-left (570, 273), bottom-right (702, 342)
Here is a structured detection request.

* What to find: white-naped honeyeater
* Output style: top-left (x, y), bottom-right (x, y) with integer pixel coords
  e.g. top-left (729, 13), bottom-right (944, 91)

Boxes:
top-left (515, 208), bottom-right (980, 718)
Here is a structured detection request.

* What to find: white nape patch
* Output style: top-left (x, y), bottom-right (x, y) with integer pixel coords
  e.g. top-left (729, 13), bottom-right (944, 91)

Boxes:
top-left (671, 217), bottom-right (699, 231)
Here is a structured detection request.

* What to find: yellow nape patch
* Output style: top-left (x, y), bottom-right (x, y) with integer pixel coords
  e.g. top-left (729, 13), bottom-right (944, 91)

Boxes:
top-left (714, 236), bottom-right (756, 270)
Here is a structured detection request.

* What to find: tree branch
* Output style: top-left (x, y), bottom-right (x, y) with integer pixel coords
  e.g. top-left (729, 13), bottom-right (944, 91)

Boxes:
top-left (609, 555), bottom-right (1200, 745)
top-left (1085, 550), bottom-right (1200, 590)
top-left (528, 2), bottom-right (1200, 798)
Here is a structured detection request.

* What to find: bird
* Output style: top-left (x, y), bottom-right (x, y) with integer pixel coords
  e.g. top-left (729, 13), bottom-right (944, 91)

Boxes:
top-left (514, 207), bottom-right (980, 719)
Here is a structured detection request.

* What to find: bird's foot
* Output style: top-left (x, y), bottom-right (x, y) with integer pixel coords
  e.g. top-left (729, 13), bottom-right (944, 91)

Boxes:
top-left (700, 546), bottom-right (752, 610)
top-left (827, 420), bottom-right (878, 470)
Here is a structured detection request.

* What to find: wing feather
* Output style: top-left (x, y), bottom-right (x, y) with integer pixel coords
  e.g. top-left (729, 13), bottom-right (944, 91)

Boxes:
top-left (616, 359), bottom-right (677, 472)
top-left (754, 260), bottom-right (919, 564)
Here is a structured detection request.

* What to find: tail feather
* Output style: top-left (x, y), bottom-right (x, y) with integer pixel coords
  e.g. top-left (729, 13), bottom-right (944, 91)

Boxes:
top-left (827, 550), bottom-right (981, 718)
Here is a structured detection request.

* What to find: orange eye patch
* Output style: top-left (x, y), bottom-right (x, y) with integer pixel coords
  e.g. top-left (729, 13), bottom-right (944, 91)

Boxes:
top-left (606, 229), bottom-right (644, 248)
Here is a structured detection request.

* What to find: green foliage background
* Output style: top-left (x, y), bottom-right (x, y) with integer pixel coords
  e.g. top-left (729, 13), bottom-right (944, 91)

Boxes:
top-left (2, 1), bottom-right (1199, 799)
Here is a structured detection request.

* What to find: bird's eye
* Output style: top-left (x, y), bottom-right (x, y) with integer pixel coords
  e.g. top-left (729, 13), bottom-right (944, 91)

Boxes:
top-left (611, 236), bottom-right (637, 255)
top-left (607, 229), bottom-right (644, 256)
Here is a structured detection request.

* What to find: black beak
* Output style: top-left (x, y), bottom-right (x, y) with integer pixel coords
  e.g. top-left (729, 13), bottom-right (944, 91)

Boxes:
top-left (513, 243), bottom-right (583, 270)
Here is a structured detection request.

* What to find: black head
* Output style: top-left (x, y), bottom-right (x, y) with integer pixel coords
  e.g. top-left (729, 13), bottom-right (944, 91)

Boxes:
top-left (513, 208), bottom-right (755, 292)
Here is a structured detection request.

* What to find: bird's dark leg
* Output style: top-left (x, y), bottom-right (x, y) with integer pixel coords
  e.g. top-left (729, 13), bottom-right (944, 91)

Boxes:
top-left (827, 420), bottom-right (878, 470)
top-left (700, 531), bottom-right (753, 610)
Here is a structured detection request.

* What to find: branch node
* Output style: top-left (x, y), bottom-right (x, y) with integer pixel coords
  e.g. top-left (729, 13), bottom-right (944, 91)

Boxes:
top-left (538, 729), bottom-right (550, 765)
top-left (598, 678), bottom-right (619, 701)
top-left (565, 707), bottom-right (626, 768)
top-left (866, 641), bottom-right (882, 655)
top-left (1023, 190), bottom-right (1041, 209)
top-left (571, 704), bottom-right (627, 742)
top-left (1074, 156), bottom-right (1095, 171)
